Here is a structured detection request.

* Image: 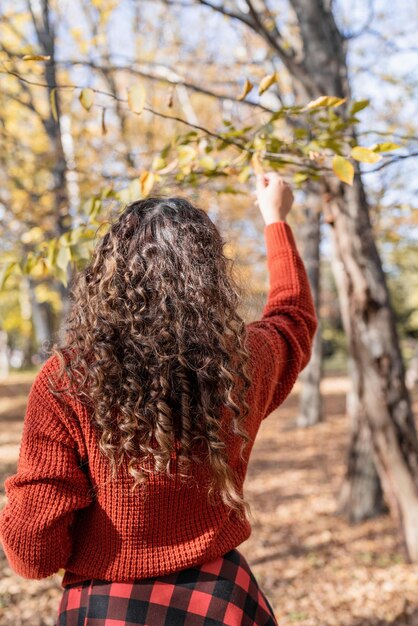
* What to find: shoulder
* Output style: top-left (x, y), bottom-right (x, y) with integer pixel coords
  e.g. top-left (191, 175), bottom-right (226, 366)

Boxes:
top-left (27, 354), bottom-right (85, 447)
top-left (30, 352), bottom-right (81, 420)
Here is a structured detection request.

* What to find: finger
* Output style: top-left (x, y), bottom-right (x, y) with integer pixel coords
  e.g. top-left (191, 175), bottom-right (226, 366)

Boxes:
top-left (264, 172), bottom-right (282, 186)
top-left (256, 173), bottom-right (267, 192)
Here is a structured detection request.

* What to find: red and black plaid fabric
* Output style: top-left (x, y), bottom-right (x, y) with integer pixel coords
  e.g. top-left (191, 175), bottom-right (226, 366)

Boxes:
top-left (55, 548), bottom-right (280, 625)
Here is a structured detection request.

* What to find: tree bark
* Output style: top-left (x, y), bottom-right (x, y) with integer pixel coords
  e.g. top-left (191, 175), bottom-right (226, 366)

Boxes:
top-left (29, 0), bottom-right (72, 327)
top-left (28, 277), bottom-right (56, 360)
top-left (324, 201), bottom-right (386, 518)
top-left (337, 355), bottom-right (387, 521)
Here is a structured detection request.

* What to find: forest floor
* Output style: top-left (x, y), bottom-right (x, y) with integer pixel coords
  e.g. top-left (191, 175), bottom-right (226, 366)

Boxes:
top-left (0, 371), bottom-right (418, 626)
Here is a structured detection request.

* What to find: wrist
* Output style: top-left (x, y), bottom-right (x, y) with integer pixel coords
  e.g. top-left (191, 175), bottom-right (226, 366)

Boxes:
top-left (264, 215), bottom-right (287, 225)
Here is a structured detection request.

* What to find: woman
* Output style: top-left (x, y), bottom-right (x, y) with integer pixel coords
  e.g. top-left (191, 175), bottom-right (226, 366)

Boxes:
top-left (0, 173), bottom-right (318, 625)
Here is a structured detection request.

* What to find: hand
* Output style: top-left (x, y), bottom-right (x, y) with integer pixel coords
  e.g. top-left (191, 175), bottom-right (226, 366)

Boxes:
top-left (255, 172), bottom-right (294, 225)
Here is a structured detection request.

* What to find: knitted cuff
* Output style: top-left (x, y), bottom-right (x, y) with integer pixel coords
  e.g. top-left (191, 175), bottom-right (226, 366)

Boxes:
top-left (264, 220), bottom-right (297, 253)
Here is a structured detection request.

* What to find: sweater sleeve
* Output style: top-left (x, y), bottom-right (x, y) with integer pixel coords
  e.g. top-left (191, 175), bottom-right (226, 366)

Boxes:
top-left (0, 361), bottom-right (93, 580)
top-left (246, 220), bottom-right (318, 421)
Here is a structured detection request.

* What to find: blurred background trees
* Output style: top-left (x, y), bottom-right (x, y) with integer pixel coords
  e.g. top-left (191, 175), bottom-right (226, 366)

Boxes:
top-left (1, 0), bottom-right (418, 559)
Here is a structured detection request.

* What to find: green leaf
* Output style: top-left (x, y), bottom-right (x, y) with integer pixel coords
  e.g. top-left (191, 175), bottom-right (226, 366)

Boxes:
top-left (350, 99), bottom-right (370, 114)
top-left (45, 240), bottom-right (57, 271)
top-left (88, 198), bottom-right (102, 219)
top-left (332, 155), bottom-right (354, 185)
top-left (293, 172), bottom-right (309, 185)
top-left (370, 142), bottom-right (401, 152)
top-left (127, 84), bottom-right (146, 114)
top-left (216, 185), bottom-right (242, 195)
top-left (294, 127), bottom-right (308, 140)
top-left (351, 146), bottom-right (382, 163)
top-left (79, 88), bottom-right (95, 111)
top-left (305, 96), bottom-right (346, 110)
top-left (237, 166), bottom-right (250, 183)
top-left (258, 72), bottom-right (278, 96)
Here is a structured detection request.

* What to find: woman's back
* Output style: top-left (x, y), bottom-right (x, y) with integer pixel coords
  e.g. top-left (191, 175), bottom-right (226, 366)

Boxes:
top-left (0, 175), bottom-right (318, 624)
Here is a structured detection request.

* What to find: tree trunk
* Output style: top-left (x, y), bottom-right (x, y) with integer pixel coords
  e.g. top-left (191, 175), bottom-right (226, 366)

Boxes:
top-left (29, 0), bottom-right (72, 325)
top-left (325, 174), bottom-right (418, 559)
top-left (289, 0), bottom-right (418, 559)
top-left (296, 192), bottom-right (324, 427)
top-left (0, 330), bottom-right (10, 380)
top-left (324, 203), bottom-right (385, 519)
top-left (28, 277), bottom-right (55, 360)
top-left (337, 355), bottom-right (387, 521)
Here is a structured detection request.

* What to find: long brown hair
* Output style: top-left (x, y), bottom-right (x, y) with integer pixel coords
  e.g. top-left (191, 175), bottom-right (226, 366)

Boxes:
top-left (49, 196), bottom-right (253, 519)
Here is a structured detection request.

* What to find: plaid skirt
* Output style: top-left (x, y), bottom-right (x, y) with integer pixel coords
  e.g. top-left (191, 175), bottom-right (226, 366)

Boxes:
top-left (55, 548), bottom-right (279, 625)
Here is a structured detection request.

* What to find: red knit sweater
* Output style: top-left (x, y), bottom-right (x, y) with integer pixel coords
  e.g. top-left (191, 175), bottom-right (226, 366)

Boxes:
top-left (0, 220), bottom-right (318, 588)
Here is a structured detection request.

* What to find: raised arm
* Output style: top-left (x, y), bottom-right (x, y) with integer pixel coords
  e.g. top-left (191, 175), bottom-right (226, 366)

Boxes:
top-left (246, 174), bottom-right (318, 421)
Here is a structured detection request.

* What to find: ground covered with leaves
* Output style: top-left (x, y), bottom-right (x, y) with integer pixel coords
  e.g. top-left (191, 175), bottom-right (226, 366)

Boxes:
top-left (0, 372), bottom-right (417, 625)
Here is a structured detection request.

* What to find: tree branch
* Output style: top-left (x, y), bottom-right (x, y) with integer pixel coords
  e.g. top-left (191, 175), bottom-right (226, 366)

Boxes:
top-left (196, 0), bottom-right (254, 28)
top-left (363, 152), bottom-right (418, 174)
top-left (54, 59), bottom-right (273, 112)
top-left (0, 67), bottom-right (252, 153)
top-left (192, 0), bottom-right (316, 98)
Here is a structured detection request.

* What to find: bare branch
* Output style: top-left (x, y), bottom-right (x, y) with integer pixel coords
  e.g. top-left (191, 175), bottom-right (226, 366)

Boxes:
top-left (358, 130), bottom-right (418, 143)
top-left (363, 152), bottom-right (418, 174)
top-left (0, 67), bottom-right (252, 153)
top-left (192, 0), bottom-right (316, 97)
top-left (196, 0), bottom-right (254, 28)
top-left (54, 59), bottom-right (273, 112)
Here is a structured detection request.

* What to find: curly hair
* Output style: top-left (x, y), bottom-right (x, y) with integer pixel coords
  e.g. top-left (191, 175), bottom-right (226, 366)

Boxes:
top-left (48, 196), bottom-right (253, 520)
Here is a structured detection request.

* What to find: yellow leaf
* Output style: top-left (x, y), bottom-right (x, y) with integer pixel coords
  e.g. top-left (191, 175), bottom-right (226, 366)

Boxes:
top-left (237, 79), bottom-right (253, 101)
top-left (258, 72), bottom-right (277, 96)
top-left (21, 227), bottom-right (44, 244)
top-left (31, 258), bottom-right (49, 279)
top-left (177, 145), bottom-right (196, 165)
top-left (151, 156), bottom-right (166, 171)
top-left (50, 87), bottom-right (58, 122)
top-left (128, 179), bottom-right (141, 200)
top-left (56, 245), bottom-right (71, 273)
top-left (139, 171), bottom-right (155, 197)
top-left (370, 142), bottom-right (401, 153)
top-left (199, 156), bottom-right (216, 170)
top-left (351, 146), bottom-right (382, 163)
top-left (350, 99), bottom-right (370, 114)
top-left (127, 84), bottom-right (146, 114)
top-left (251, 152), bottom-right (264, 174)
top-left (79, 88), bottom-right (95, 111)
top-left (332, 155), bottom-right (354, 185)
top-left (22, 54), bottom-right (51, 61)
top-left (305, 96), bottom-right (346, 110)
